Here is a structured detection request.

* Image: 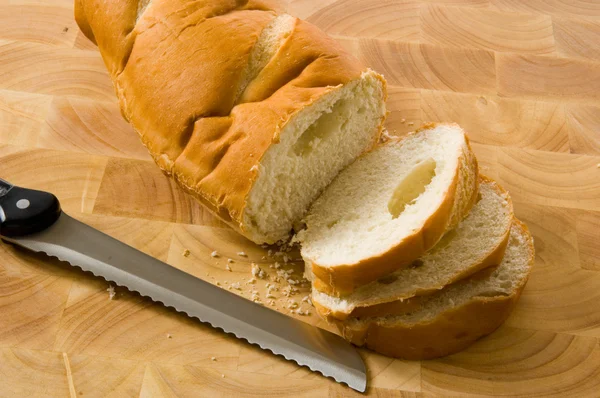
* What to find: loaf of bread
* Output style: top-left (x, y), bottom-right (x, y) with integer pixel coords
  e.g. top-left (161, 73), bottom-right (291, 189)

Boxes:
top-left (333, 220), bottom-right (534, 360)
top-left (311, 176), bottom-right (514, 320)
top-left (74, 0), bottom-right (387, 244)
top-left (297, 124), bottom-right (479, 296)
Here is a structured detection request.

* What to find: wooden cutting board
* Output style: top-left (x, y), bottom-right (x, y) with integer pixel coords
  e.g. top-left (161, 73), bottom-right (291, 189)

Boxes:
top-left (1, 0), bottom-right (600, 396)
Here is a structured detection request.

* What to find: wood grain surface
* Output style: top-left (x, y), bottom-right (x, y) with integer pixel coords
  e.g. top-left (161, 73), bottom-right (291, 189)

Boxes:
top-left (1, 0), bottom-right (599, 396)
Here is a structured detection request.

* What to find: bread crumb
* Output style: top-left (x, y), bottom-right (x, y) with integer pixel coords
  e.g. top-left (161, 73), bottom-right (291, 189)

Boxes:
top-left (274, 262), bottom-right (281, 269)
top-left (246, 278), bottom-right (256, 285)
top-left (288, 302), bottom-right (298, 309)
top-left (221, 374), bottom-right (225, 378)
top-left (262, 256), bottom-right (267, 260)
top-left (225, 264), bottom-right (232, 272)
top-left (231, 282), bottom-right (241, 290)
top-left (211, 251), bottom-right (219, 258)
top-left (166, 333), bottom-right (172, 339)
top-left (268, 249), bottom-right (273, 256)
top-left (251, 264), bottom-right (267, 279)
top-left (296, 309), bottom-right (310, 316)
top-left (266, 293), bottom-right (276, 299)
top-left (250, 165), bottom-right (258, 172)
top-left (237, 251), bottom-right (247, 257)
top-left (227, 258), bottom-right (234, 263)
top-left (267, 299), bottom-right (276, 306)
top-left (211, 357), bottom-right (216, 361)
top-left (216, 281), bottom-right (221, 286)
top-left (107, 285), bottom-right (116, 300)
top-left (408, 122), bottom-right (414, 126)
top-left (282, 254), bottom-right (289, 263)
top-left (597, 163), bottom-right (600, 168)
top-left (182, 249), bottom-right (190, 257)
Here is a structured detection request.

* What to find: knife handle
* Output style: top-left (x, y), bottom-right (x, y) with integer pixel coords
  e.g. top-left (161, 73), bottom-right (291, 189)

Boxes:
top-left (0, 179), bottom-right (61, 238)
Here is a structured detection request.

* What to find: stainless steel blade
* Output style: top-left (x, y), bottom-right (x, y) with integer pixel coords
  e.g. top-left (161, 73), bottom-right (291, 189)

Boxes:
top-left (3, 213), bottom-right (367, 391)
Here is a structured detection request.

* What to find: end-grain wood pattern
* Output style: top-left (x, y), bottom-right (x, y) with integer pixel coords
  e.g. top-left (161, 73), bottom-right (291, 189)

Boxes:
top-left (0, 0), bottom-right (599, 396)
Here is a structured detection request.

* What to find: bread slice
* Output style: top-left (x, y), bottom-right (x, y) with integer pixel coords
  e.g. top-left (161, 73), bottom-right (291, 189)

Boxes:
top-left (311, 176), bottom-right (513, 320)
top-left (74, 2), bottom-right (387, 245)
top-left (332, 220), bottom-right (534, 360)
top-left (297, 123), bottom-right (479, 296)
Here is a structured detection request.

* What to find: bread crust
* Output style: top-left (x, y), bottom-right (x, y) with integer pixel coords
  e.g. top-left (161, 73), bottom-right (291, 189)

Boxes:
top-left (310, 123), bottom-right (480, 296)
top-left (75, 0), bottom-right (386, 244)
top-left (314, 175), bottom-right (512, 320)
top-left (331, 220), bottom-right (535, 360)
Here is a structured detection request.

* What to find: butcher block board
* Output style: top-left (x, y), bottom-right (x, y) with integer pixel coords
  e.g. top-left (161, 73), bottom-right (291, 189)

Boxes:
top-left (1, 0), bottom-right (600, 396)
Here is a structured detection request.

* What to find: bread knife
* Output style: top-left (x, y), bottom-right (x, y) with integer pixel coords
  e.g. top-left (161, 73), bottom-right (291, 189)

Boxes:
top-left (0, 179), bottom-right (367, 392)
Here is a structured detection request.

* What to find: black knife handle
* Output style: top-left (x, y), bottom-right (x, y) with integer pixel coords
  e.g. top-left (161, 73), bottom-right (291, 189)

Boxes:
top-left (0, 178), bottom-right (61, 238)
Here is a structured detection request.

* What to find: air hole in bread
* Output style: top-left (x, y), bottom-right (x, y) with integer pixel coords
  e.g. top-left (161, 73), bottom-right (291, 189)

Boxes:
top-left (410, 259), bottom-right (424, 269)
top-left (327, 220), bottom-right (339, 229)
top-left (475, 290), bottom-right (510, 298)
top-left (377, 275), bottom-right (398, 285)
top-left (292, 98), bottom-right (353, 156)
top-left (500, 281), bottom-right (512, 289)
top-left (388, 158), bottom-right (437, 219)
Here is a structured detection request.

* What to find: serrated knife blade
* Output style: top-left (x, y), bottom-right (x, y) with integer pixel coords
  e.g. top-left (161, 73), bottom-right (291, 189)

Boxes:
top-left (0, 180), bottom-right (367, 392)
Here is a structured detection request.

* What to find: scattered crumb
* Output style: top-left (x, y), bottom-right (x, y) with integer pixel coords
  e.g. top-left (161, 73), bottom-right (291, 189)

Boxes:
top-left (251, 263), bottom-right (267, 279)
top-left (266, 293), bottom-right (276, 299)
top-left (237, 251), bottom-right (247, 257)
top-left (206, 273), bottom-right (210, 277)
top-left (182, 249), bottom-right (191, 257)
top-left (231, 282), bottom-right (241, 290)
top-left (221, 374), bottom-right (225, 378)
top-left (288, 301), bottom-right (298, 309)
top-left (211, 357), bottom-right (216, 361)
top-left (250, 154), bottom-right (254, 157)
top-left (267, 299), bottom-right (276, 306)
top-left (268, 249), bottom-right (273, 256)
top-left (597, 163), bottom-right (600, 168)
top-left (216, 281), bottom-right (221, 286)
top-left (227, 258), bottom-right (234, 264)
top-left (250, 165), bottom-right (258, 172)
top-left (107, 285), bottom-right (116, 300)
top-left (225, 264), bottom-right (232, 272)
top-left (296, 309), bottom-right (310, 316)
top-left (63, 27), bottom-right (69, 32)
top-left (246, 278), bottom-right (256, 285)
top-left (167, 333), bottom-right (172, 339)
top-left (408, 122), bottom-right (414, 126)
top-left (400, 118), bottom-right (406, 123)
top-left (262, 256), bottom-right (266, 260)
top-left (211, 251), bottom-right (219, 258)
top-left (282, 255), bottom-right (289, 263)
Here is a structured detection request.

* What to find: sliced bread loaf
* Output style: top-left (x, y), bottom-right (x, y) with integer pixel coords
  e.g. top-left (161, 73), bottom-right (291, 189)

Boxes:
top-left (75, 2), bottom-right (387, 245)
top-left (332, 220), bottom-right (534, 360)
top-left (296, 123), bottom-right (479, 296)
top-left (311, 176), bottom-right (513, 320)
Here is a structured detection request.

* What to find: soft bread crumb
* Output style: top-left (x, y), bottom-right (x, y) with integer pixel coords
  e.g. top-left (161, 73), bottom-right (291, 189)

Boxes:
top-left (227, 258), bottom-right (234, 263)
top-left (250, 165), bottom-right (258, 172)
top-left (182, 249), bottom-right (191, 257)
top-left (211, 357), bottom-right (216, 361)
top-left (211, 251), bottom-right (219, 258)
top-left (107, 285), bottom-right (116, 300)
top-left (231, 282), bottom-right (241, 290)
top-left (166, 333), bottom-right (172, 339)
top-left (251, 264), bottom-right (267, 279)
top-left (237, 251), bottom-right (247, 257)
top-left (225, 264), bottom-right (232, 272)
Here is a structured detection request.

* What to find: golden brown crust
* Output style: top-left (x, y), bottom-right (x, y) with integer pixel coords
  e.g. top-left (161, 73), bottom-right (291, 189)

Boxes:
top-left (310, 123), bottom-right (480, 296)
top-left (315, 175), bottom-right (513, 321)
top-left (75, 1), bottom-right (382, 243)
top-left (332, 220), bottom-right (535, 360)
